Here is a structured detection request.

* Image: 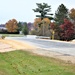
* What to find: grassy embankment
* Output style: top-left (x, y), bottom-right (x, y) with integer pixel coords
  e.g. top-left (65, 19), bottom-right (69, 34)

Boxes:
top-left (0, 34), bottom-right (24, 37)
top-left (0, 50), bottom-right (75, 75)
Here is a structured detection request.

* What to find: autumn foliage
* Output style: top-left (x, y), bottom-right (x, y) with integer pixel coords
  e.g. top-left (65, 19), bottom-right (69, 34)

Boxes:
top-left (34, 18), bottom-right (50, 27)
top-left (33, 18), bottom-right (51, 36)
top-left (69, 8), bottom-right (75, 21)
top-left (60, 19), bottom-right (75, 41)
top-left (6, 19), bottom-right (18, 32)
top-left (34, 18), bottom-right (41, 28)
top-left (43, 18), bottom-right (50, 24)
top-left (50, 22), bottom-right (56, 30)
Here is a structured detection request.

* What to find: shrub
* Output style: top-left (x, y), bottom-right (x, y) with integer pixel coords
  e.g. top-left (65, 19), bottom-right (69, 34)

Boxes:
top-left (30, 30), bottom-right (37, 35)
top-left (22, 25), bottom-right (29, 35)
top-left (1, 36), bottom-right (5, 39)
top-left (59, 19), bottom-right (75, 41)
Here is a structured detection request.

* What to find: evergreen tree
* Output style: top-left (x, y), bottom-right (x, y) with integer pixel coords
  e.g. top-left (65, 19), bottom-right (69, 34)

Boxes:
top-left (54, 4), bottom-right (69, 25)
top-left (33, 3), bottom-right (53, 20)
top-left (17, 22), bottom-right (23, 31)
top-left (33, 3), bottom-right (53, 36)
top-left (22, 23), bottom-right (29, 35)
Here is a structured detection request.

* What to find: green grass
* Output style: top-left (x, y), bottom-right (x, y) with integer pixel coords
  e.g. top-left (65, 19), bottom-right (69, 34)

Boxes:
top-left (0, 50), bottom-right (75, 75)
top-left (0, 34), bottom-right (24, 37)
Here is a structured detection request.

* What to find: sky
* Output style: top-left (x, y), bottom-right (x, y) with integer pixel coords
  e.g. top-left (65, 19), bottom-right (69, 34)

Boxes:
top-left (0, 0), bottom-right (75, 24)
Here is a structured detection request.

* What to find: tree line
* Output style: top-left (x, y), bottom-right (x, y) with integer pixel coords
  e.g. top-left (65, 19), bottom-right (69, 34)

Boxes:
top-left (0, 19), bottom-right (33, 35)
top-left (0, 3), bottom-right (75, 41)
top-left (33, 3), bottom-right (75, 41)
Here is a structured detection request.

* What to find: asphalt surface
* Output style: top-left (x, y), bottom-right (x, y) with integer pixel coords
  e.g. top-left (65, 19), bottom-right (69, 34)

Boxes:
top-left (6, 36), bottom-right (75, 56)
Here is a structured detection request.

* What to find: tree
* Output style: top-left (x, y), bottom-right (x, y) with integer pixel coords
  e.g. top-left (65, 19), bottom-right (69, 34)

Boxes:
top-left (33, 18), bottom-right (42, 35)
top-left (54, 4), bottom-right (69, 25)
top-left (22, 22), bottom-right (29, 35)
top-left (6, 19), bottom-right (18, 32)
top-left (33, 18), bottom-right (51, 36)
top-left (50, 22), bottom-right (56, 39)
top-left (34, 18), bottom-right (41, 28)
top-left (59, 19), bottom-right (75, 41)
top-left (69, 8), bottom-right (75, 38)
top-left (43, 18), bottom-right (50, 24)
top-left (39, 18), bottom-right (51, 36)
top-left (27, 22), bottom-right (33, 31)
top-left (34, 18), bottom-right (50, 28)
top-left (33, 3), bottom-right (53, 36)
top-left (33, 3), bottom-right (53, 20)
top-left (17, 22), bottom-right (23, 31)
top-left (69, 8), bottom-right (75, 21)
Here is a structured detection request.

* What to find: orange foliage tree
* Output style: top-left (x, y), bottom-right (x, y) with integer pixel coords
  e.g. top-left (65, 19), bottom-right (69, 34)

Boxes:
top-left (69, 8), bottom-right (75, 22)
top-left (6, 19), bottom-right (18, 32)
top-left (34, 18), bottom-right (50, 27)
top-left (34, 18), bottom-right (41, 28)
top-left (34, 18), bottom-right (51, 36)
top-left (69, 8), bottom-right (75, 34)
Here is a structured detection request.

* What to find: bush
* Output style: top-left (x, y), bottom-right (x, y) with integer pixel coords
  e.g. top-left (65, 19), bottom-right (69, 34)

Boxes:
top-left (59, 19), bottom-right (75, 41)
top-left (22, 25), bottom-right (29, 35)
top-left (1, 36), bottom-right (5, 39)
top-left (29, 30), bottom-right (37, 35)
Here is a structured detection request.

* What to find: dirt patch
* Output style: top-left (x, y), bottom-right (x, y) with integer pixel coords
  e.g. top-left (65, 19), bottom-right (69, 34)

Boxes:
top-left (0, 39), bottom-right (37, 51)
top-left (0, 40), bottom-right (15, 52)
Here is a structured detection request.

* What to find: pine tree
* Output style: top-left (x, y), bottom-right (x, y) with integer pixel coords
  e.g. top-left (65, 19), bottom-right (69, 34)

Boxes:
top-left (17, 22), bottom-right (23, 31)
top-left (54, 4), bottom-right (69, 25)
top-left (22, 23), bottom-right (29, 35)
top-left (33, 3), bottom-right (53, 36)
top-left (33, 3), bottom-right (53, 20)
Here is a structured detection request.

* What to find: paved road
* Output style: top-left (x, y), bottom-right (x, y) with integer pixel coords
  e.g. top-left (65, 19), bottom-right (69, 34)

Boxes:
top-left (6, 37), bottom-right (75, 56)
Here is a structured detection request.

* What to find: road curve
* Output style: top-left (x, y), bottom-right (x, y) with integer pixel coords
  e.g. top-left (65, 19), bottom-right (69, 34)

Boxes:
top-left (6, 37), bottom-right (75, 56)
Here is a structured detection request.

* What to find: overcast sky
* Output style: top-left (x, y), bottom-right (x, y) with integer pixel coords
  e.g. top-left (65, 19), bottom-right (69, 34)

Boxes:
top-left (0, 0), bottom-right (75, 24)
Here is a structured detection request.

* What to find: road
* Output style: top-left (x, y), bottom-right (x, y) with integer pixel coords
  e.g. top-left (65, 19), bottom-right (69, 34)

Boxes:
top-left (6, 36), bottom-right (75, 56)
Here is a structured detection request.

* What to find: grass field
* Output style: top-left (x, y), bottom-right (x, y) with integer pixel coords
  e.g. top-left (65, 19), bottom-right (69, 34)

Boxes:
top-left (0, 50), bottom-right (75, 75)
top-left (0, 34), bottom-right (24, 37)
